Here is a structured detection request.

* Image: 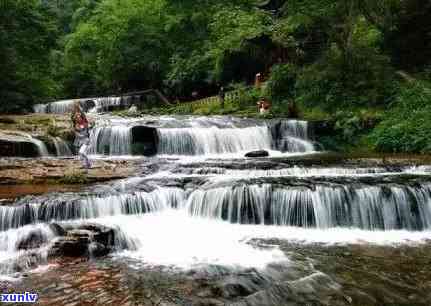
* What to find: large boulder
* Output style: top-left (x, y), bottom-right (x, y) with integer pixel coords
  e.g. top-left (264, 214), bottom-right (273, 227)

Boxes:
top-left (49, 223), bottom-right (117, 258)
top-left (245, 150), bottom-right (269, 158)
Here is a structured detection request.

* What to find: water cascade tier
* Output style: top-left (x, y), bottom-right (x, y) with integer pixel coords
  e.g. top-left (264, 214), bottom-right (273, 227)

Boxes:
top-left (3, 114), bottom-right (431, 305)
top-left (87, 116), bottom-right (316, 156)
top-left (34, 96), bottom-right (139, 114)
top-left (3, 178), bottom-right (431, 232)
top-left (0, 131), bottom-right (49, 157)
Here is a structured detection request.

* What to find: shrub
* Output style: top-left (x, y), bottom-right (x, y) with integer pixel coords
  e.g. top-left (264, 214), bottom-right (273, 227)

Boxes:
top-left (370, 81), bottom-right (431, 153)
top-left (266, 64), bottom-right (297, 101)
top-left (60, 171), bottom-right (89, 184)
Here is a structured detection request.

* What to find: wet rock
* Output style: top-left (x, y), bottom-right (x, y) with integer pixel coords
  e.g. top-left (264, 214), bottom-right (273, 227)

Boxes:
top-left (49, 223), bottom-right (67, 236)
top-left (0, 133), bottom-right (39, 158)
top-left (17, 229), bottom-right (48, 250)
top-left (88, 242), bottom-right (110, 257)
top-left (11, 252), bottom-right (41, 273)
top-left (192, 298), bottom-right (224, 306)
top-left (49, 223), bottom-right (117, 258)
top-left (50, 236), bottom-right (89, 257)
top-left (245, 150), bottom-right (269, 158)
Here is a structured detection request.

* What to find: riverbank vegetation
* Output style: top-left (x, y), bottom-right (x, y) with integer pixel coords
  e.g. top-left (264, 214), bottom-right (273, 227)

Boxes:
top-left (1, 0), bottom-right (430, 153)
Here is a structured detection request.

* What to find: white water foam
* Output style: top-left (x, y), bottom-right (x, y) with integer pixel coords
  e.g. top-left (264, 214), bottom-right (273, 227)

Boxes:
top-left (97, 211), bottom-right (287, 269)
top-left (93, 211), bottom-right (431, 270)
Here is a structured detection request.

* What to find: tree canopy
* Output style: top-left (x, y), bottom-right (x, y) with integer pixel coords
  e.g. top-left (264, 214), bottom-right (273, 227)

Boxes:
top-left (0, 0), bottom-right (430, 114)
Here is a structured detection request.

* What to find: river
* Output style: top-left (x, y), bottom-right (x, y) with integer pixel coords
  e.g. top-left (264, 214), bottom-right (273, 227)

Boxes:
top-left (1, 114), bottom-right (431, 305)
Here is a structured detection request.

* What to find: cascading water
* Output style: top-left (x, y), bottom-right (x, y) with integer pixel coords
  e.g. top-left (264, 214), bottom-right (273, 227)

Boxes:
top-left (33, 96), bottom-right (132, 114)
top-left (84, 116), bottom-right (317, 156)
top-left (157, 126), bottom-right (273, 155)
top-left (33, 104), bottom-right (48, 113)
top-left (88, 125), bottom-right (132, 155)
top-left (186, 183), bottom-right (431, 230)
top-left (0, 224), bottom-right (56, 275)
top-left (155, 118), bottom-right (316, 156)
top-left (0, 188), bottom-right (184, 231)
top-left (274, 120), bottom-right (315, 152)
top-left (89, 97), bottom-right (123, 113)
top-left (52, 137), bottom-right (72, 156)
top-left (3, 114), bottom-right (431, 305)
top-left (3, 183), bottom-right (431, 232)
top-left (26, 135), bottom-right (49, 157)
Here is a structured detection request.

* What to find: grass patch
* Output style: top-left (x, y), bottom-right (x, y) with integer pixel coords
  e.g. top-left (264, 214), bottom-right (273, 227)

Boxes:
top-left (59, 171), bottom-right (89, 184)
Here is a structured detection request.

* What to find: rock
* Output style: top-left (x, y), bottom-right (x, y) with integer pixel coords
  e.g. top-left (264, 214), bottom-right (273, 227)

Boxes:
top-left (88, 242), bottom-right (110, 257)
top-left (49, 223), bottom-right (117, 258)
top-left (245, 150), bottom-right (269, 158)
top-left (12, 252), bottom-right (40, 272)
top-left (50, 236), bottom-right (89, 257)
top-left (0, 132), bottom-right (39, 157)
top-left (16, 229), bottom-right (48, 250)
top-left (49, 223), bottom-right (67, 236)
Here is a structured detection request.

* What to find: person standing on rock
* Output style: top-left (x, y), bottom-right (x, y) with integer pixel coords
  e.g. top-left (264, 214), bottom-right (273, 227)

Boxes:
top-left (72, 103), bottom-right (92, 170)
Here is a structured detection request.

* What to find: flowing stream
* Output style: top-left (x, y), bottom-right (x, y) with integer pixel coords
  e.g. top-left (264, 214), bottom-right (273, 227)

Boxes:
top-left (2, 115), bottom-right (431, 305)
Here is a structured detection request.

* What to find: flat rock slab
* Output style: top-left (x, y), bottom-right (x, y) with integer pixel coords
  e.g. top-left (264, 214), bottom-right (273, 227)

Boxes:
top-left (0, 158), bottom-right (139, 191)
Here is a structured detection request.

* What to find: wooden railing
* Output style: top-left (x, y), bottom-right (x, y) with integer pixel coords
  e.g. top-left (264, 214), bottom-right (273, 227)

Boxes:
top-left (170, 86), bottom-right (255, 111)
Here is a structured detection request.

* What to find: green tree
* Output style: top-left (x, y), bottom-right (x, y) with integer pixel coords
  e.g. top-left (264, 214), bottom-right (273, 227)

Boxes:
top-left (0, 0), bottom-right (58, 113)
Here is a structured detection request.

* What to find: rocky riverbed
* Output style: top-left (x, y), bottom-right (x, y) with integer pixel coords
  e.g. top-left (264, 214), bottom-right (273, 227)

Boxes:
top-left (3, 240), bottom-right (431, 306)
top-left (1, 115), bottom-right (431, 306)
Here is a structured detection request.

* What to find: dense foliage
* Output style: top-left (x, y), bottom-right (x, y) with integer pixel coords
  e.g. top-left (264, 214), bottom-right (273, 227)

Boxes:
top-left (370, 81), bottom-right (431, 153)
top-left (0, 0), bottom-right (430, 152)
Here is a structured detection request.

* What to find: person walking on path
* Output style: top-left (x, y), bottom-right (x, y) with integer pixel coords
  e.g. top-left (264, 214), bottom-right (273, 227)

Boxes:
top-left (71, 103), bottom-right (92, 170)
top-left (218, 86), bottom-right (225, 109)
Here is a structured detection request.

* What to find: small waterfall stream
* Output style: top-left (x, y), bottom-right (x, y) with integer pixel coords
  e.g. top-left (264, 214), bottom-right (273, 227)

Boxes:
top-left (2, 183), bottom-right (431, 232)
top-left (157, 126), bottom-right (273, 155)
top-left (29, 137), bottom-right (49, 157)
top-left (52, 137), bottom-right (72, 156)
top-left (86, 116), bottom-right (316, 156)
top-left (88, 125), bottom-right (133, 155)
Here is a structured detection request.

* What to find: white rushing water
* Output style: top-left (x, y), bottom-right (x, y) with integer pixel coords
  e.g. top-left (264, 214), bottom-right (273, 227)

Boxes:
top-left (29, 137), bottom-right (49, 157)
top-left (0, 224), bottom-right (56, 276)
top-left (275, 120), bottom-right (315, 152)
top-left (88, 125), bottom-right (133, 155)
top-left (52, 137), bottom-right (72, 156)
top-left (157, 126), bottom-right (273, 155)
top-left (34, 99), bottom-right (79, 114)
top-left (84, 116), bottom-right (316, 157)
top-left (33, 96), bottom-right (131, 114)
top-left (3, 183), bottom-right (431, 232)
top-left (94, 211), bottom-right (431, 269)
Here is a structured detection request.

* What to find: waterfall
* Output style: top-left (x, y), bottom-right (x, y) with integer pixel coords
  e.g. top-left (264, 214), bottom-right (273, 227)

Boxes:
top-left (185, 184), bottom-right (431, 230)
top-left (89, 125), bottom-right (132, 155)
top-left (193, 166), bottom-right (398, 178)
top-left (157, 126), bottom-right (273, 155)
top-left (79, 117), bottom-right (317, 156)
top-left (53, 137), bottom-right (72, 156)
top-left (32, 99), bottom-right (81, 114)
top-left (156, 119), bottom-right (316, 156)
top-left (0, 188), bottom-right (184, 231)
top-left (29, 137), bottom-right (49, 157)
top-left (0, 224), bottom-right (56, 275)
top-left (33, 96), bottom-right (128, 114)
top-left (33, 104), bottom-right (48, 113)
top-left (275, 120), bottom-right (315, 152)
top-left (89, 97), bottom-right (123, 113)
top-left (4, 184), bottom-right (431, 232)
